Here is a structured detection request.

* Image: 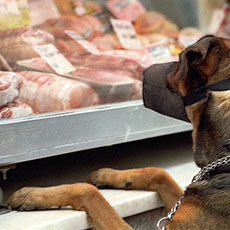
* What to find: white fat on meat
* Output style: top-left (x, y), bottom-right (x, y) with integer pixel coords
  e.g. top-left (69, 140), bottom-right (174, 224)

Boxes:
top-left (19, 71), bottom-right (99, 113)
top-left (0, 71), bottom-right (23, 108)
top-left (0, 101), bottom-right (33, 119)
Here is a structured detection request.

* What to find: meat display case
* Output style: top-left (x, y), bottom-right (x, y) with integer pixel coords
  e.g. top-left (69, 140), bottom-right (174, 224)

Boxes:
top-left (0, 0), bottom-right (204, 165)
top-left (0, 100), bottom-right (192, 165)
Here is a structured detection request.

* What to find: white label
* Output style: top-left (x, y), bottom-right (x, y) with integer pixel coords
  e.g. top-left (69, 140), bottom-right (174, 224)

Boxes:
top-left (65, 30), bottom-right (100, 55)
top-left (0, 0), bottom-right (20, 15)
top-left (34, 44), bottom-right (75, 75)
top-left (110, 18), bottom-right (142, 50)
top-left (145, 42), bottom-right (172, 63)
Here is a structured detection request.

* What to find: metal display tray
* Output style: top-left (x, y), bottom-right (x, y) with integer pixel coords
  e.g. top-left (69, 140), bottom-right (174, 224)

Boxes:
top-left (0, 100), bottom-right (192, 165)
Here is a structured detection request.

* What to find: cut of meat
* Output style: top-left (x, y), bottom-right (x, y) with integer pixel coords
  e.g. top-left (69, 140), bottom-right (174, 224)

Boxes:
top-left (19, 71), bottom-right (99, 113)
top-left (101, 50), bottom-right (152, 69)
top-left (0, 101), bottom-right (34, 119)
top-left (68, 52), bottom-right (148, 80)
top-left (0, 28), bottom-right (55, 65)
top-left (17, 49), bottom-right (149, 80)
top-left (134, 11), bottom-right (179, 38)
top-left (37, 15), bottom-right (103, 41)
top-left (56, 39), bottom-right (88, 56)
top-left (16, 58), bottom-right (54, 73)
top-left (0, 71), bottom-right (23, 108)
top-left (16, 58), bottom-right (142, 104)
top-left (92, 34), bottom-right (122, 51)
top-left (70, 67), bottom-right (137, 84)
top-left (16, 57), bottom-right (143, 104)
top-left (68, 67), bottom-right (142, 104)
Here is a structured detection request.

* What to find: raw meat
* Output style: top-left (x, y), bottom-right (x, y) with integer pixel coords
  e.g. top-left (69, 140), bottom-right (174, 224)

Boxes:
top-left (92, 34), bottom-right (122, 51)
top-left (70, 67), bottom-right (138, 84)
top-left (0, 101), bottom-right (33, 119)
top-left (134, 11), bottom-right (179, 38)
top-left (17, 49), bottom-right (149, 80)
top-left (38, 15), bottom-right (103, 41)
top-left (16, 59), bottom-right (142, 104)
top-left (0, 28), bottom-right (55, 65)
top-left (19, 71), bottom-right (99, 113)
top-left (68, 52), bottom-right (148, 80)
top-left (68, 67), bottom-right (142, 104)
top-left (57, 34), bottom-right (121, 54)
top-left (56, 39), bottom-right (88, 56)
top-left (101, 50), bottom-right (152, 69)
top-left (0, 72), bottom-right (23, 108)
top-left (16, 58), bottom-right (54, 72)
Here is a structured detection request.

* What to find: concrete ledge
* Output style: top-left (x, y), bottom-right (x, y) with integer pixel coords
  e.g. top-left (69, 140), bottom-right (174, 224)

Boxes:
top-left (0, 162), bottom-right (199, 230)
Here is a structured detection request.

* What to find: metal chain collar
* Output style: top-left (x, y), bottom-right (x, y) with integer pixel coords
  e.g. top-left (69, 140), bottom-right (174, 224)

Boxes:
top-left (157, 155), bottom-right (230, 230)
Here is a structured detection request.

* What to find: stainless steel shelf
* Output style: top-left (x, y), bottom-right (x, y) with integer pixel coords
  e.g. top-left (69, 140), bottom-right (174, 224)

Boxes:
top-left (0, 100), bottom-right (192, 165)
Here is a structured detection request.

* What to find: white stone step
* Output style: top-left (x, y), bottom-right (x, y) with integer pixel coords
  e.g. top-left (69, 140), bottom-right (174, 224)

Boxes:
top-left (0, 162), bottom-right (199, 230)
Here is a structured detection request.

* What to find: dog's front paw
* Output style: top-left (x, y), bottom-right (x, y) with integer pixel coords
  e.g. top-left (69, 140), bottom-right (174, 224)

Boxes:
top-left (88, 168), bottom-right (132, 189)
top-left (8, 187), bottom-right (51, 211)
top-left (88, 168), bottom-right (119, 188)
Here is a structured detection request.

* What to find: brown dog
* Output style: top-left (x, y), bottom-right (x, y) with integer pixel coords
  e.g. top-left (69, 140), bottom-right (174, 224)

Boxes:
top-left (8, 35), bottom-right (230, 229)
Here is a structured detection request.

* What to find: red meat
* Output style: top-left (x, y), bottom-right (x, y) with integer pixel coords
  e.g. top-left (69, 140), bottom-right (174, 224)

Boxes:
top-left (19, 71), bottom-right (99, 113)
top-left (0, 101), bottom-right (33, 119)
top-left (0, 72), bottom-right (23, 108)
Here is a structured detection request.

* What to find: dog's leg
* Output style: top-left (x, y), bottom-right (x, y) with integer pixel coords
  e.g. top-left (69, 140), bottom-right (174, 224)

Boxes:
top-left (8, 183), bottom-right (133, 230)
top-left (88, 168), bottom-right (183, 211)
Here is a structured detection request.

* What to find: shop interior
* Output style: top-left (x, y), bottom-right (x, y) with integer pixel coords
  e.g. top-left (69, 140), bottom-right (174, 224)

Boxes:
top-left (0, 0), bottom-right (227, 229)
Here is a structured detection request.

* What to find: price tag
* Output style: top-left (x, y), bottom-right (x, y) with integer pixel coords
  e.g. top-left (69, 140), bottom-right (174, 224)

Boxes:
top-left (106, 0), bottom-right (146, 21)
top-left (145, 42), bottom-right (173, 64)
top-left (65, 30), bottom-right (100, 55)
top-left (34, 44), bottom-right (75, 75)
top-left (110, 18), bottom-right (142, 50)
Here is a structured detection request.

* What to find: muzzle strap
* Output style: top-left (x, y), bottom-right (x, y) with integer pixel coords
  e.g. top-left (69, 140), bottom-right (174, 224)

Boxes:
top-left (182, 79), bottom-right (230, 106)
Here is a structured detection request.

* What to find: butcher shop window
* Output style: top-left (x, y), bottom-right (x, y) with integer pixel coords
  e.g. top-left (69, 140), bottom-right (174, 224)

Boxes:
top-left (0, 0), bottom-right (224, 120)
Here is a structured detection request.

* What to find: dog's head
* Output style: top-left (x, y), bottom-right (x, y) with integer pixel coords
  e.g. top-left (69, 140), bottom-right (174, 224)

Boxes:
top-left (167, 35), bottom-right (230, 167)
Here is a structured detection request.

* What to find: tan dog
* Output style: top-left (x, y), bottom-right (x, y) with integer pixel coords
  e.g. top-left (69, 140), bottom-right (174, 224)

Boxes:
top-left (8, 36), bottom-right (230, 229)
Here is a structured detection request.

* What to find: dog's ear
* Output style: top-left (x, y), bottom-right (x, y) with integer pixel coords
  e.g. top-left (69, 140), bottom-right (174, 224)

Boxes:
top-left (167, 36), bottom-right (218, 94)
top-left (183, 35), bottom-right (218, 76)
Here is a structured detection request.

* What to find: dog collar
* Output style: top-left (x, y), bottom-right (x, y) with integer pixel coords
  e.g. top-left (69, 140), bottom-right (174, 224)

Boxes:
top-left (157, 155), bottom-right (230, 230)
top-left (182, 79), bottom-right (230, 106)
top-left (209, 163), bottom-right (230, 177)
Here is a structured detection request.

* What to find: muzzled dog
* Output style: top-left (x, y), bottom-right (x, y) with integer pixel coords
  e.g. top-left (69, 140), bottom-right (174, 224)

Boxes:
top-left (8, 35), bottom-right (230, 230)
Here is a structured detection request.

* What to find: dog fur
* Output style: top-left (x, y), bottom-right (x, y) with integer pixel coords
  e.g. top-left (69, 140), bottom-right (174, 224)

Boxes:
top-left (8, 35), bottom-right (230, 229)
